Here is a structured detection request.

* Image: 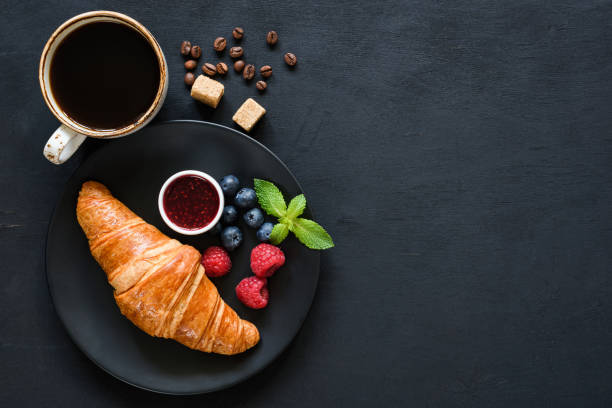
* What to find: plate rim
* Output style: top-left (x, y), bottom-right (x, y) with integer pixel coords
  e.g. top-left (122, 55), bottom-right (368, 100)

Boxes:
top-left (44, 119), bottom-right (320, 395)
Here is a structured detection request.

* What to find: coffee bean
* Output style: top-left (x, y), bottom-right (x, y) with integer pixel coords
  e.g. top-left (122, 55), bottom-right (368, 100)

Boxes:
top-left (180, 41), bottom-right (191, 56)
top-left (190, 45), bottom-right (202, 59)
top-left (266, 31), bottom-right (278, 45)
top-left (243, 64), bottom-right (255, 80)
top-left (184, 60), bottom-right (197, 70)
top-left (184, 72), bottom-right (195, 86)
top-left (234, 60), bottom-right (245, 72)
top-left (284, 52), bottom-right (297, 66)
top-left (260, 65), bottom-right (272, 78)
top-left (216, 62), bottom-right (228, 75)
top-left (256, 80), bottom-right (267, 91)
top-left (202, 62), bottom-right (217, 76)
top-left (229, 46), bottom-right (244, 58)
top-left (232, 27), bottom-right (244, 40)
top-left (213, 37), bottom-right (226, 52)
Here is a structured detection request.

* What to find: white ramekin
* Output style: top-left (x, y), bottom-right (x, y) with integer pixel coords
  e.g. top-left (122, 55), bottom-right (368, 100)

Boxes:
top-left (158, 170), bottom-right (224, 235)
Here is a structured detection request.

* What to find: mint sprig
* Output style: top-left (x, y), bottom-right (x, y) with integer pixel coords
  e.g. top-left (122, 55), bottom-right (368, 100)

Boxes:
top-left (286, 194), bottom-right (306, 219)
top-left (253, 179), bottom-right (286, 218)
top-left (269, 223), bottom-right (289, 245)
top-left (253, 179), bottom-right (334, 250)
top-left (290, 218), bottom-right (334, 250)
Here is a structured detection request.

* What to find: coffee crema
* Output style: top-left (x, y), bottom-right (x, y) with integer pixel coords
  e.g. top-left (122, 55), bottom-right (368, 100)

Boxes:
top-left (50, 22), bottom-right (160, 130)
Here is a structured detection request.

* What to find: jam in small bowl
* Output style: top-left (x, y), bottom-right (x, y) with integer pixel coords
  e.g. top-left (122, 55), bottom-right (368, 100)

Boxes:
top-left (158, 170), bottom-right (224, 235)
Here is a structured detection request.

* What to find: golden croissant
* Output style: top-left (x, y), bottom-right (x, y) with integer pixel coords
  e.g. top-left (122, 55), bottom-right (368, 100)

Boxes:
top-left (76, 181), bottom-right (259, 355)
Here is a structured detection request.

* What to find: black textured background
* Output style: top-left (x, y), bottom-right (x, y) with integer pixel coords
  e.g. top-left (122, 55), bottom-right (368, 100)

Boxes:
top-left (2, 0), bottom-right (612, 406)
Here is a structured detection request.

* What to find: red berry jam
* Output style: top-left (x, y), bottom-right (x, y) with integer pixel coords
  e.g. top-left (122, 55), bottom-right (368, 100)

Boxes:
top-left (162, 175), bottom-right (220, 230)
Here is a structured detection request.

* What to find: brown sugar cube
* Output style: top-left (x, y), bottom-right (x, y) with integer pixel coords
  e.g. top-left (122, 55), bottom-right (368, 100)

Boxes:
top-left (190, 75), bottom-right (224, 108)
top-left (232, 98), bottom-right (266, 132)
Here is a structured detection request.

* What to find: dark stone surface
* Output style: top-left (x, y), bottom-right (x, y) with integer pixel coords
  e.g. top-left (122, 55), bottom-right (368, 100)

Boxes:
top-left (1, 0), bottom-right (612, 406)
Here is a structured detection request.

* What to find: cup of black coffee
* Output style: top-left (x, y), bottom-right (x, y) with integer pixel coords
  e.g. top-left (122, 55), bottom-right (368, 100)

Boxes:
top-left (39, 11), bottom-right (168, 164)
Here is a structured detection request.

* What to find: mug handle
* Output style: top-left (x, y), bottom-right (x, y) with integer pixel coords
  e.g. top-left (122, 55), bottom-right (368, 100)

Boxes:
top-left (43, 124), bottom-right (87, 164)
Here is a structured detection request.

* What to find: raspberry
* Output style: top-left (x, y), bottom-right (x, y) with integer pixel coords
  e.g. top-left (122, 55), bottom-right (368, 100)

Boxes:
top-left (250, 243), bottom-right (285, 278)
top-left (236, 276), bottom-right (269, 309)
top-left (201, 246), bottom-right (232, 277)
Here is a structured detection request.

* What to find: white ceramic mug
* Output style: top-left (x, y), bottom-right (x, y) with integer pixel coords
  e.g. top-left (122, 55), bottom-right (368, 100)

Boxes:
top-left (39, 11), bottom-right (168, 164)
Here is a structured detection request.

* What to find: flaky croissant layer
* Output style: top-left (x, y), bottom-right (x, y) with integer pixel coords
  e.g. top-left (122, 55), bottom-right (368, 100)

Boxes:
top-left (76, 181), bottom-right (259, 355)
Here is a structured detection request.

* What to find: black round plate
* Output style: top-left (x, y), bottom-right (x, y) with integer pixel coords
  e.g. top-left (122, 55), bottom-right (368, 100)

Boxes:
top-left (45, 121), bottom-right (320, 394)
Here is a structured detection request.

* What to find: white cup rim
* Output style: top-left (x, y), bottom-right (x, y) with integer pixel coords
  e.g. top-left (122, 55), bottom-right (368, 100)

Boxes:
top-left (158, 170), bottom-right (224, 235)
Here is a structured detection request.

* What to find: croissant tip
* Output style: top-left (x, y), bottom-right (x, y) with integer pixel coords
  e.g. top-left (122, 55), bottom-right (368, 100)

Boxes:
top-left (243, 320), bottom-right (260, 350)
top-left (80, 180), bottom-right (109, 194)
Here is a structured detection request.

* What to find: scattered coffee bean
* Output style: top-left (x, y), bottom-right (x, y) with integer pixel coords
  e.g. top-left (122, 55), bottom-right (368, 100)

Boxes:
top-left (232, 27), bottom-right (244, 40)
top-left (180, 41), bottom-right (192, 56)
top-left (266, 31), bottom-right (278, 45)
top-left (256, 80), bottom-right (267, 91)
top-left (184, 72), bottom-right (195, 86)
top-left (243, 64), bottom-right (255, 80)
top-left (190, 45), bottom-right (202, 59)
top-left (184, 60), bottom-right (197, 70)
top-left (216, 62), bottom-right (228, 75)
top-left (213, 37), bottom-right (227, 52)
top-left (234, 60), bottom-right (245, 72)
top-left (260, 65), bottom-right (272, 78)
top-left (202, 62), bottom-right (217, 76)
top-left (284, 52), bottom-right (297, 66)
top-left (229, 46), bottom-right (244, 58)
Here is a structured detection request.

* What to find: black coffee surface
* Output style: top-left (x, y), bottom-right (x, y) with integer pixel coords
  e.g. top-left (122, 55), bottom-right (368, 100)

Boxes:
top-left (50, 22), bottom-right (160, 130)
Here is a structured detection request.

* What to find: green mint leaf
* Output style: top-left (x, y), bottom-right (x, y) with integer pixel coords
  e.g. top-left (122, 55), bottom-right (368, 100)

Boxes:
top-left (290, 218), bottom-right (334, 250)
top-left (269, 223), bottom-right (289, 245)
top-left (253, 178), bottom-right (287, 218)
top-left (286, 194), bottom-right (306, 220)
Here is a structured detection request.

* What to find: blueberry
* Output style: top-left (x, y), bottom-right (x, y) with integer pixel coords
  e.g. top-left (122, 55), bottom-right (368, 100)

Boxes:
top-left (221, 226), bottom-right (243, 251)
top-left (257, 222), bottom-right (274, 242)
top-left (244, 208), bottom-right (264, 229)
top-left (208, 222), bottom-right (222, 235)
top-left (220, 175), bottom-right (240, 197)
top-left (234, 187), bottom-right (257, 209)
top-left (222, 205), bottom-right (238, 224)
